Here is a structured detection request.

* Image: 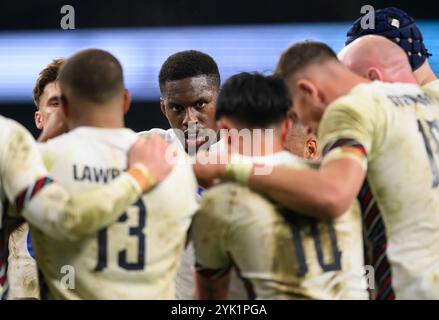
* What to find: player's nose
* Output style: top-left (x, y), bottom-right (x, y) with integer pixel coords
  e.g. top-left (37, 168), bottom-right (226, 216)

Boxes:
top-left (182, 107), bottom-right (199, 126)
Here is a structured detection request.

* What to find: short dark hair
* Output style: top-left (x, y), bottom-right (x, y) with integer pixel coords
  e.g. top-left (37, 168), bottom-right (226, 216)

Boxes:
top-left (158, 50), bottom-right (220, 92)
top-left (216, 72), bottom-right (291, 128)
top-left (33, 58), bottom-right (64, 108)
top-left (58, 49), bottom-right (124, 104)
top-left (275, 41), bottom-right (338, 79)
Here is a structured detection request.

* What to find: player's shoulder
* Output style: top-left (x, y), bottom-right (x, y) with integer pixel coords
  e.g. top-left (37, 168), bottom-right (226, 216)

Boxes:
top-left (0, 116), bottom-right (36, 156)
top-left (338, 81), bottom-right (418, 105)
top-left (41, 127), bottom-right (137, 149)
top-left (138, 128), bottom-right (174, 141)
top-left (37, 130), bottom-right (77, 155)
top-left (354, 80), bottom-right (419, 94)
top-left (202, 182), bottom-right (247, 201)
top-left (0, 115), bottom-right (30, 138)
top-left (36, 131), bottom-right (80, 172)
top-left (138, 127), bottom-right (167, 137)
top-left (201, 182), bottom-right (277, 221)
top-left (0, 115), bottom-right (16, 130)
top-left (353, 81), bottom-right (429, 107)
top-left (138, 128), bottom-right (186, 152)
top-left (325, 84), bottom-right (374, 119)
top-left (323, 81), bottom-right (393, 121)
top-left (422, 79), bottom-right (439, 99)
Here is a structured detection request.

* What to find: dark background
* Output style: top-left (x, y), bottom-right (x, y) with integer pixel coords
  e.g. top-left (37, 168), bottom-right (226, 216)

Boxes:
top-left (0, 0), bottom-right (437, 137)
top-left (1, 0), bottom-right (437, 30)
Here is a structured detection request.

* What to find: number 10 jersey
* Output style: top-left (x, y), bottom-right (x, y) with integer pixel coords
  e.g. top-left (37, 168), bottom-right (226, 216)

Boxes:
top-left (192, 152), bottom-right (368, 299)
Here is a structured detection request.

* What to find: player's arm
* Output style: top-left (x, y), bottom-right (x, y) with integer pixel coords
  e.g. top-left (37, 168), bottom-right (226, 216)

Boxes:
top-left (17, 170), bottom-right (146, 241)
top-left (195, 99), bottom-right (378, 219)
top-left (2, 123), bottom-right (172, 241)
top-left (250, 156), bottom-right (365, 218)
top-left (195, 152), bottom-right (365, 219)
top-left (192, 194), bottom-right (232, 300)
top-left (23, 136), bottom-right (173, 241)
top-left (248, 99), bottom-right (378, 219)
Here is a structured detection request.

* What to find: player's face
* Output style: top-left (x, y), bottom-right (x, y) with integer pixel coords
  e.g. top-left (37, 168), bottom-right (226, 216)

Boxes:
top-left (35, 81), bottom-right (62, 130)
top-left (284, 111), bottom-right (319, 160)
top-left (284, 112), bottom-right (307, 156)
top-left (286, 79), bottom-right (325, 136)
top-left (161, 76), bottom-right (218, 152)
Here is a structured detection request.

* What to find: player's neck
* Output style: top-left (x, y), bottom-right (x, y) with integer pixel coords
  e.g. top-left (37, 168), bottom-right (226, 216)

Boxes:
top-left (414, 61), bottom-right (438, 86)
top-left (67, 98), bottom-right (126, 130)
top-left (321, 65), bottom-right (370, 104)
top-left (238, 134), bottom-right (285, 157)
top-left (69, 110), bottom-right (125, 130)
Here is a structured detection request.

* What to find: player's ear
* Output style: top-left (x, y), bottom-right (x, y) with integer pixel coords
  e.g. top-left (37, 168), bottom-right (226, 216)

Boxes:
top-left (123, 89), bottom-right (131, 114)
top-left (217, 118), bottom-right (233, 131)
top-left (160, 98), bottom-right (167, 117)
top-left (367, 67), bottom-right (383, 81)
top-left (216, 118), bottom-right (234, 148)
top-left (35, 110), bottom-right (43, 130)
top-left (304, 135), bottom-right (318, 160)
top-left (297, 79), bottom-right (322, 103)
top-left (281, 119), bottom-right (291, 145)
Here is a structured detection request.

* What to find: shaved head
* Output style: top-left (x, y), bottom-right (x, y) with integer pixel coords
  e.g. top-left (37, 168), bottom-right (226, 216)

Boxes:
top-left (338, 35), bottom-right (416, 83)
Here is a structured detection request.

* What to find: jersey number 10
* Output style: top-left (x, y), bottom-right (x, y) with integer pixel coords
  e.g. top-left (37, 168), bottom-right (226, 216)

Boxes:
top-left (283, 211), bottom-right (342, 277)
top-left (94, 199), bottom-right (147, 271)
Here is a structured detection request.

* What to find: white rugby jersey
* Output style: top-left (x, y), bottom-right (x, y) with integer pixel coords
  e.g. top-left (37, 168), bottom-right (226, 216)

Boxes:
top-left (33, 127), bottom-right (198, 299)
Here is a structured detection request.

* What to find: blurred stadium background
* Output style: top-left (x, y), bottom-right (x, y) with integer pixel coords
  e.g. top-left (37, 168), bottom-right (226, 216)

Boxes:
top-left (0, 0), bottom-right (438, 137)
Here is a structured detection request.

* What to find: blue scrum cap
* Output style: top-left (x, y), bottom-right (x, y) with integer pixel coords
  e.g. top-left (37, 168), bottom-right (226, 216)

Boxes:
top-left (346, 7), bottom-right (431, 71)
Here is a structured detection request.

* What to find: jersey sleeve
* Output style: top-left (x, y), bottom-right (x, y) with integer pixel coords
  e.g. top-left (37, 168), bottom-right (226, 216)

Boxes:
top-left (0, 120), bottom-right (47, 204)
top-left (318, 93), bottom-right (387, 170)
top-left (192, 190), bottom-right (232, 278)
top-left (0, 120), bottom-right (143, 242)
top-left (20, 173), bottom-right (142, 242)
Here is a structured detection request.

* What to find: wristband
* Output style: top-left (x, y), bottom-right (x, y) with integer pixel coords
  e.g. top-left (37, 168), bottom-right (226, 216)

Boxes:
top-left (225, 155), bottom-right (253, 185)
top-left (128, 163), bottom-right (156, 193)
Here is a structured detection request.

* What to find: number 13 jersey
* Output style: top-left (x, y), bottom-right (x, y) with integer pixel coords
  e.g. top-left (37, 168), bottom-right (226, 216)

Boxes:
top-left (33, 127), bottom-right (198, 299)
top-left (318, 81), bottom-right (439, 299)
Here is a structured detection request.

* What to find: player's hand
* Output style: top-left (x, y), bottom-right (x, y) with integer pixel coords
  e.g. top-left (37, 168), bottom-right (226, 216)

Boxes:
top-left (193, 151), bottom-right (227, 188)
top-left (128, 135), bottom-right (176, 188)
top-left (37, 109), bottom-right (68, 142)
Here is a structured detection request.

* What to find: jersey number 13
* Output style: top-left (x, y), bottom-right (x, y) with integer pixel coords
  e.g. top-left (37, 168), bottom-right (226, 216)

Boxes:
top-left (94, 199), bottom-right (147, 271)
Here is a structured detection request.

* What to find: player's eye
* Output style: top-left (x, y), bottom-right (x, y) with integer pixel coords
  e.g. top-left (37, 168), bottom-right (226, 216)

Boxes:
top-left (50, 99), bottom-right (60, 107)
top-left (169, 104), bottom-right (183, 113)
top-left (194, 101), bottom-right (207, 109)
